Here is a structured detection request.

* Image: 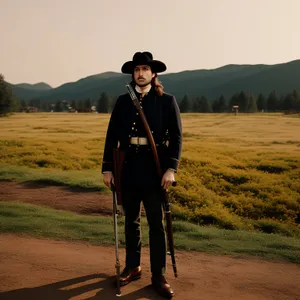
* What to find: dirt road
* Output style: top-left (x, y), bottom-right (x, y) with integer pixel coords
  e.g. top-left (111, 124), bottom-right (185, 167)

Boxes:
top-left (1, 182), bottom-right (300, 299)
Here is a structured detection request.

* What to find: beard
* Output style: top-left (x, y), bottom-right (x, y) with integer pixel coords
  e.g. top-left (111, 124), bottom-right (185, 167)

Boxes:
top-left (135, 78), bottom-right (152, 87)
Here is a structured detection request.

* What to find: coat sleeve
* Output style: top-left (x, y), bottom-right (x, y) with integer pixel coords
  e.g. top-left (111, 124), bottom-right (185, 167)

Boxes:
top-left (101, 97), bottom-right (121, 173)
top-left (166, 96), bottom-right (182, 172)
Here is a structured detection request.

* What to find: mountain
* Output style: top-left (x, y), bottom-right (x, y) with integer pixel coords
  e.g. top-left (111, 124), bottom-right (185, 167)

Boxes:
top-left (14, 82), bottom-right (52, 90)
top-left (8, 60), bottom-right (300, 102)
top-left (38, 71), bottom-right (127, 102)
top-left (162, 60), bottom-right (300, 99)
top-left (6, 82), bottom-right (53, 101)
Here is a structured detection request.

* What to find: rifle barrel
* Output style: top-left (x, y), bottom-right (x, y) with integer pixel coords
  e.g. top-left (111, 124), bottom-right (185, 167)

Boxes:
top-left (112, 187), bottom-right (121, 295)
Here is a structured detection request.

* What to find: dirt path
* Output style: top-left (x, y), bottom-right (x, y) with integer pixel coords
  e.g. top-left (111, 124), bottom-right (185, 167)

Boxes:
top-left (1, 182), bottom-right (300, 299)
top-left (1, 234), bottom-right (300, 300)
top-left (0, 181), bottom-right (114, 215)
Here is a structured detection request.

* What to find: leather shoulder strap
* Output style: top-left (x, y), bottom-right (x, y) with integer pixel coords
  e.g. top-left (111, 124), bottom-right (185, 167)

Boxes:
top-left (126, 84), bottom-right (163, 179)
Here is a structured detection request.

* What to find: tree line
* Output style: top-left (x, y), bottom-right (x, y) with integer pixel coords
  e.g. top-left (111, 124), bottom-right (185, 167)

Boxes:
top-left (0, 74), bottom-right (116, 115)
top-left (20, 92), bottom-right (115, 113)
top-left (179, 90), bottom-right (300, 113)
top-left (1, 73), bottom-right (300, 116)
top-left (18, 89), bottom-right (300, 114)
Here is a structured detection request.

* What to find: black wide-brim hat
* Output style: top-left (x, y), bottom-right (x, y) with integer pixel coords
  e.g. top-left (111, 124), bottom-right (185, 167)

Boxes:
top-left (121, 51), bottom-right (167, 74)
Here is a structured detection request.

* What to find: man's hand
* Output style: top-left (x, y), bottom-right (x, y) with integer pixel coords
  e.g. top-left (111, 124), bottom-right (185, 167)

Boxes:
top-left (103, 172), bottom-right (114, 190)
top-left (161, 169), bottom-right (175, 190)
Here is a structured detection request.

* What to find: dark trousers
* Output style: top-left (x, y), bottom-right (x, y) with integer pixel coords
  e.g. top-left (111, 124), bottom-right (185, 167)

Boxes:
top-left (121, 147), bottom-right (166, 275)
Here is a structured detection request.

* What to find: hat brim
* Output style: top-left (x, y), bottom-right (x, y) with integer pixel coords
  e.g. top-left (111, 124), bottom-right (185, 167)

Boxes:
top-left (121, 60), bottom-right (166, 74)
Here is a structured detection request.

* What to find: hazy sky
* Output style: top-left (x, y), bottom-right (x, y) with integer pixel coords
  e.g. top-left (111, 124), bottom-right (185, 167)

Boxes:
top-left (1, 0), bottom-right (300, 87)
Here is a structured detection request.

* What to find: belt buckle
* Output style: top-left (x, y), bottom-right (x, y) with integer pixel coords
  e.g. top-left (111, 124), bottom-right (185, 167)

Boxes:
top-left (140, 137), bottom-right (147, 145)
top-left (130, 137), bottom-right (147, 146)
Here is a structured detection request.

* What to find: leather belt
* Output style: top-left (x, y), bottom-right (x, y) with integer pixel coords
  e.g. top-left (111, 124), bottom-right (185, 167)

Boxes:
top-left (130, 137), bottom-right (148, 145)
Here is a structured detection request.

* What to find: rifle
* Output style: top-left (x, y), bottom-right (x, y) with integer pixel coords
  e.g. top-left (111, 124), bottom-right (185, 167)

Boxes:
top-left (112, 183), bottom-right (121, 296)
top-left (112, 148), bottom-right (125, 297)
top-left (126, 83), bottom-right (178, 278)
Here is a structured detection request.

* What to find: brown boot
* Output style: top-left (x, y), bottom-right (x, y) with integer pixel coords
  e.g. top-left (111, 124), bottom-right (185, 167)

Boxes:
top-left (118, 266), bottom-right (142, 286)
top-left (151, 275), bottom-right (174, 298)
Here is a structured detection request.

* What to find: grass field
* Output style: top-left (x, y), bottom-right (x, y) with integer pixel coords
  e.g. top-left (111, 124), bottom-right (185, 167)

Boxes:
top-left (1, 112), bottom-right (300, 238)
top-left (1, 201), bottom-right (300, 263)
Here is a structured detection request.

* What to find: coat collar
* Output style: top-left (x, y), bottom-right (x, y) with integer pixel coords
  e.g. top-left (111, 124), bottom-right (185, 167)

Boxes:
top-left (135, 84), bottom-right (152, 95)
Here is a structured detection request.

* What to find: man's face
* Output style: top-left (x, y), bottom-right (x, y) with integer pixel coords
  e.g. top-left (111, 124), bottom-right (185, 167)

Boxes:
top-left (133, 65), bottom-right (155, 87)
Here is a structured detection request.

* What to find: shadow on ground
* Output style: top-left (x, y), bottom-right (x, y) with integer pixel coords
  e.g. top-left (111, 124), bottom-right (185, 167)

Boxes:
top-left (0, 273), bottom-right (165, 300)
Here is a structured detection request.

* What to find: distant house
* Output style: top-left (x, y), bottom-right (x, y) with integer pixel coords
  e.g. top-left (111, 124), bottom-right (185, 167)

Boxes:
top-left (232, 105), bottom-right (239, 115)
top-left (20, 106), bottom-right (38, 113)
top-left (68, 107), bottom-right (77, 113)
top-left (28, 106), bottom-right (38, 112)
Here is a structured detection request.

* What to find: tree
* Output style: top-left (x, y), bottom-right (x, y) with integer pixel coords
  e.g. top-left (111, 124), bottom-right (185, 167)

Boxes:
top-left (256, 93), bottom-right (266, 112)
top-left (228, 92), bottom-right (239, 112)
top-left (218, 95), bottom-right (227, 112)
top-left (0, 73), bottom-right (14, 116)
top-left (70, 100), bottom-right (76, 110)
top-left (212, 99), bottom-right (219, 113)
top-left (192, 96), bottom-right (211, 113)
top-left (238, 91), bottom-right (248, 113)
top-left (28, 98), bottom-right (41, 109)
top-left (54, 100), bottom-right (63, 112)
top-left (213, 94), bottom-right (227, 113)
top-left (192, 96), bottom-right (201, 112)
top-left (247, 94), bottom-right (257, 113)
top-left (97, 92), bottom-right (111, 113)
top-left (292, 90), bottom-right (300, 99)
top-left (20, 99), bottom-right (27, 108)
top-left (11, 97), bottom-right (20, 112)
top-left (41, 102), bottom-right (49, 112)
top-left (179, 94), bottom-right (191, 113)
top-left (199, 96), bottom-right (212, 113)
top-left (283, 93), bottom-right (299, 112)
top-left (292, 90), bottom-right (300, 112)
top-left (277, 95), bottom-right (285, 111)
top-left (77, 99), bottom-right (84, 112)
top-left (266, 91), bottom-right (278, 112)
top-left (84, 98), bottom-right (91, 112)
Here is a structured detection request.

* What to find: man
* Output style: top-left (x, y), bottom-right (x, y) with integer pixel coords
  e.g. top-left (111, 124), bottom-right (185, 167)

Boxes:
top-left (102, 51), bottom-right (182, 298)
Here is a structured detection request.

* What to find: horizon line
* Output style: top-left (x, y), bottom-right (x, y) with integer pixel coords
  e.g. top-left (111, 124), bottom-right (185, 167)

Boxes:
top-left (7, 58), bottom-right (300, 89)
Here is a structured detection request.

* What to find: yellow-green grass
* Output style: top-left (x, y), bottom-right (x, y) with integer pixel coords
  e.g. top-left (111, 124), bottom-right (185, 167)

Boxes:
top-left (0, 163), bottom-right (107, 192)
top-left (1, 201), bottom-right (300, 263)
top-left (1, 112), bottom-right (300, 236)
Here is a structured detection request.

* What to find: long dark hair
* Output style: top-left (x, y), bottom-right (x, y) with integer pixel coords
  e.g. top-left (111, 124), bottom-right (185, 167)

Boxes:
top-left (151, 74), bottom-right (164, 96)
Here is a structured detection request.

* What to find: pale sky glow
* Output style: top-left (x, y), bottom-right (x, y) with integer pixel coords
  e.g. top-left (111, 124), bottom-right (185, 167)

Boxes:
top-left (1, 0), bottom-right (300, 87)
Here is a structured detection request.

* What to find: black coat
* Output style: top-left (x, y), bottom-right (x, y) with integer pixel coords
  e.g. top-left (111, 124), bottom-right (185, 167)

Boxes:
top-left (101, 87), bottom-right (182, 175)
